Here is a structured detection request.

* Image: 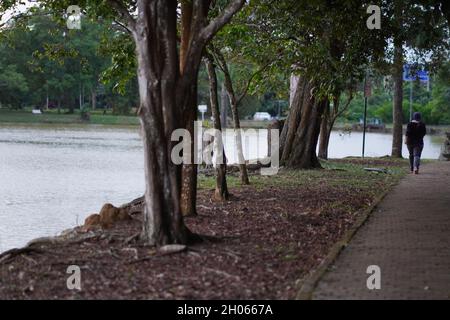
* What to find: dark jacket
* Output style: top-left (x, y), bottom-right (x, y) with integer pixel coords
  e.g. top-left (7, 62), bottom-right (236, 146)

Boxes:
top-left (406, 121), bottom-right (426, 146)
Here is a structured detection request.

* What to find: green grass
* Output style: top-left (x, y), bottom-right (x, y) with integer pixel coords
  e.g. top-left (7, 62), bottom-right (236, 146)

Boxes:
top-left (197, 158), bottom-right (410, 194)
top-left (0, 108), bottom-right (140, 126)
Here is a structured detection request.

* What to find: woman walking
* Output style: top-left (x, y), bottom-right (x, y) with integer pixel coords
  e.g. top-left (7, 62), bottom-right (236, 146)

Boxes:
top-left (405, 112), bottom-right (427, 174)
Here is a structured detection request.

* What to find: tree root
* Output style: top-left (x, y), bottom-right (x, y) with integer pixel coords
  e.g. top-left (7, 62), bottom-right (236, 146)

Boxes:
top-left (0, 247), bottom-right (47, 265)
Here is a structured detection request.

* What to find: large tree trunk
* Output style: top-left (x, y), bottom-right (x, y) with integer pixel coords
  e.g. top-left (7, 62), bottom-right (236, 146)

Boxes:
top-left (391, 0), bottom-right (404, 158)
top-left (280, 76), bottom-right (306, 161)
top-left (205, 54), bottom-right (229, 201)
top-left (280, 77), bottom-right (324, 169)
top-left (134, 0), bottom-right (188, 245)
top-left (318, 100), bottom-right (331, 159)
top-left (179, 1), bottom-right (198, 217)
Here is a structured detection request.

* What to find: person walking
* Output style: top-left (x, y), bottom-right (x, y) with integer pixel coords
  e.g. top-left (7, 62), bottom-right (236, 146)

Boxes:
top-left (405, 112), bottom-right (427, 174)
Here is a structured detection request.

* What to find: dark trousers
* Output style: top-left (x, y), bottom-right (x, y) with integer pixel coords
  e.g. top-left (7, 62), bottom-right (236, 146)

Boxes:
top-left (407, 144), bottom-right (424, 171)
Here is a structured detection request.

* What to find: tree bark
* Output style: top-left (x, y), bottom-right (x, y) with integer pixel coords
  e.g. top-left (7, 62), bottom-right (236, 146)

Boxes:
top-left (134, 0), bottom-right (188, 245)
top-left (180, 91), bottom-right (198, 217)
top-left (178, 1), bottom-right (196, 217)
top-left (280, 78), bottom-right (324, 169)
top-left (205, 53), bottom-right (229, 201)
top-left (391, 0), bottom-right (404, 158)
top-left (179, 1), bottom-right (193, 74)
top-left (220, 82), bottom-right (228, 129)
top-left (318, 100), bottom-right (331, 159)
top-left (280, 76), bottom-right (307, 161)
top-left (91, 88), bottom-right (97, 110)
top-left (215, 51), bottom-right (249, 184)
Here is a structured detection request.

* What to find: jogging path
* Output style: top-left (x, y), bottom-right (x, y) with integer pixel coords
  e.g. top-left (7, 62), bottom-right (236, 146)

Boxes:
top-left (313, 161), bottom-right (450, 299)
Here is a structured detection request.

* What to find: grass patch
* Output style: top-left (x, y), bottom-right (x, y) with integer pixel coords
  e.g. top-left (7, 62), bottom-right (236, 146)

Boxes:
top-left (198, 158), bottom-right (410, 195)
top-left (0, 109), bottom-right (139, 126)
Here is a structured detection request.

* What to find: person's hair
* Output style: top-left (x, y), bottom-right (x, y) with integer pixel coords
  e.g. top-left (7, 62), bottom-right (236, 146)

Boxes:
top-left (413, 112), bottom-right (422, 121)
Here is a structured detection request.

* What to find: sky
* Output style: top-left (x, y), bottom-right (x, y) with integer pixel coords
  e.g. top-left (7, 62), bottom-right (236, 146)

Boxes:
top-left (0, 0), bottom-right (38, 27)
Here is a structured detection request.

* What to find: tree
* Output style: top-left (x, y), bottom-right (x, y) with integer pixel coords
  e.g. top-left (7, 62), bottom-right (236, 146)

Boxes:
top-left (252, 0), bottom-right (385, 168)
top-left (207, 6), bottom-right (280, 182)
top-left (212, 48), bottom-right (250, 184)
top-left (1, 0), bottom-right (245, 245)
top-left (204, 52), bottom-right (229, 201)
top-left (384, 0), bottom-right (450, 157)
top-left (108, 0), bottom-right (244, 244)
top-left (0, 10), bottom-right (122, 112)
top-left (0, 64), bottom-right (28, 107)
top-left (318, 91), bottom-right (354, 160)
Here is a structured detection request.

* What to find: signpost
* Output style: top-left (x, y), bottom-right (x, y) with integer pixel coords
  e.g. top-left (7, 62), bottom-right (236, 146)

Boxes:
top-left (198, 104), bottom-right (207, 122)
top-left (403, 65), bottom-right (430, 121)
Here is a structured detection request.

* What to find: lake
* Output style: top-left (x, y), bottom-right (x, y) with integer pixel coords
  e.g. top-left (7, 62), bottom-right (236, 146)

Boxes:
top-left (0, 124), bottom-right (444, 252)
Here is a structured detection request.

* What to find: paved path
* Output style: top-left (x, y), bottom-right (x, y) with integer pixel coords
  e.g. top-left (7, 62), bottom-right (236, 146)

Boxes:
top-left (313, 161), bottom-right (450, 299)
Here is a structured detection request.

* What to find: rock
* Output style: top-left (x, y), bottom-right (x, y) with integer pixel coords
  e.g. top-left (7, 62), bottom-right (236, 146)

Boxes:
top-left (99, 203), bottom-right (131, 229)
top-left (83, 213), bottom-right (101, 231)
top-left (118, 207), bottom-right (130, 220)
top-left (81, 201), bottom-right (134, 232)
top-left (158, 244), bottom-right (187, 255)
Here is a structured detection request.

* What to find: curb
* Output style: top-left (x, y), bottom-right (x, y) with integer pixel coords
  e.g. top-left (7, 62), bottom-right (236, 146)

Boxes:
top-left (295, 184), bottom-right (395, 300)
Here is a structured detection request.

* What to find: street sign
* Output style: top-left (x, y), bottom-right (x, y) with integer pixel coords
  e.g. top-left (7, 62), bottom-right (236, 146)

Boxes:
top-left (198, 105), bottom-right (207, 122)
top-left (403, 64), bottom-right (429, 82)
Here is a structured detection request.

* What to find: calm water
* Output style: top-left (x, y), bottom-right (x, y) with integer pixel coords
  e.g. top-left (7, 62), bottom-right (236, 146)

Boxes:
top-left (0, 124), bottom-right (444, 252)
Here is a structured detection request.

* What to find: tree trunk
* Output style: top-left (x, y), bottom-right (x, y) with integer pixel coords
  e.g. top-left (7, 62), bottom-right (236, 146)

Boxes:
top-left (179, 1), bottom-right (192, 74)
top-left (205, 54), bottom-right (229, 201)
top-left (180, 93), bottom-right (198, 217)
top-left (280, 78), bottom-right (324, 169)
top-left (179, 1), bottom-right (197, 217)
top-left (391, 0), bottom-right (404, 158)
top-left (107, 0), bottom-right (245, 245)
top-left (217, 53), bottom-right (249, 184)
top-left (134, 0), bottom-right (188, 245)
top-left (220, 82), bottom-right (228, 129)
top-left (318, 100), bottom-right (331, 159)
top-left (91, 88), bottom-right (97, 110)
top-left (280, 76), bottom-right (307, 161)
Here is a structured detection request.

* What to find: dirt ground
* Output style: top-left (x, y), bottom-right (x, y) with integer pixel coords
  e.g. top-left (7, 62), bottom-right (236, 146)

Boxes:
top-left (0, 159), bottom-right (408, 299)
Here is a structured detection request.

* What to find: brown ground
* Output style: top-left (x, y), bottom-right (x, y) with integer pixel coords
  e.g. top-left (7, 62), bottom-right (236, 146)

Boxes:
top-left (0, 159), bottom-right (408, 299)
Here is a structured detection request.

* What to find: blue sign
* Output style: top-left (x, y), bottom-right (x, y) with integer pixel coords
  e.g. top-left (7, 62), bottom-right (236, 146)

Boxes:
top-left (403, 64), bottom-right (429, 82)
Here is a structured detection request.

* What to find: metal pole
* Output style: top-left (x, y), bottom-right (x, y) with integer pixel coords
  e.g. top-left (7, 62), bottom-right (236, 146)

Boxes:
top-left (409, 80), bottom-right (413, 121)
top-left (362, 96), bottom-right (368, 159)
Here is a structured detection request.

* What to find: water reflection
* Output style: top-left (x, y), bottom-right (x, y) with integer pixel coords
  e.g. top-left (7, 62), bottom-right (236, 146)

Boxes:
top-left (326, 131), bottom-right (442, 159)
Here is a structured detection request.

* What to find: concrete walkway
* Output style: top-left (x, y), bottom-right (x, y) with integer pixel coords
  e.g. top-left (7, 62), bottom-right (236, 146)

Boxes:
top-left (313, 161), bottom-right (450, 299)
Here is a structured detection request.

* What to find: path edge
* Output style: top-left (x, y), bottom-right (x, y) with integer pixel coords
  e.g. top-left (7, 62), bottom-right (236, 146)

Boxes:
top-left (295, 182), bottom-right (396, 300)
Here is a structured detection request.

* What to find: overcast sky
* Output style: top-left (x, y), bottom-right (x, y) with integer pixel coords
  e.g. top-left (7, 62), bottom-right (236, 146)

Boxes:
top-left (0, 0), bottom-right (38, 26)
